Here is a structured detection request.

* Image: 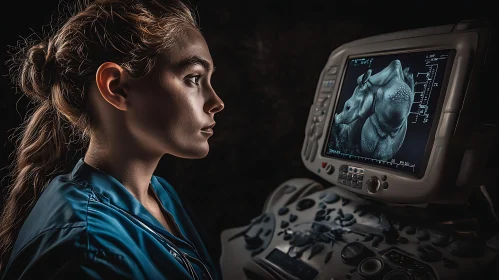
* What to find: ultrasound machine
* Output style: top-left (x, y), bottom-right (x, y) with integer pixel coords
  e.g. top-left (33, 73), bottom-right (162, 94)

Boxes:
top-left (219, 20), bottom-right (499, 280)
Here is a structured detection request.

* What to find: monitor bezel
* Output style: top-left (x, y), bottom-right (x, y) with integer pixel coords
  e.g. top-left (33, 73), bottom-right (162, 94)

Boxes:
top-left (321, 47), bottom-right (456, 179)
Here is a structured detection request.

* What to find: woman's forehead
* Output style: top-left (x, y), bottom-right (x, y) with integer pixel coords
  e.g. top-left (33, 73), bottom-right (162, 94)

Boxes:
top-left (158, 29), bottom-right (214, 72)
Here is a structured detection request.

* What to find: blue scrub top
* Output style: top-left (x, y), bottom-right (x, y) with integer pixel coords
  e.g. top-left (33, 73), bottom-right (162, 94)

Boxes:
top-left (1, 158), bottom-right (220, 280)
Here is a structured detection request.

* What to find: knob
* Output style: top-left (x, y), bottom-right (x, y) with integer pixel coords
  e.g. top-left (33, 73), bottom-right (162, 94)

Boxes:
top-left (326, 164), bottom-right (335, 174)
top-left (358, 257), bottom-right (386, 278)
top-left (296, 198), bottom-right (315, 211)
top-left (366, 176), bottom-right (380, 193)
top-left (341, 242), bottom-right (373, 265)
top-left (244, 228), bottom-right (263, 250)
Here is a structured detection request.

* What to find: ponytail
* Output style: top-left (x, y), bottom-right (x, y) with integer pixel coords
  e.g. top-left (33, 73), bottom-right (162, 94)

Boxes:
top-left (0, 42), bottom-right (72, 270)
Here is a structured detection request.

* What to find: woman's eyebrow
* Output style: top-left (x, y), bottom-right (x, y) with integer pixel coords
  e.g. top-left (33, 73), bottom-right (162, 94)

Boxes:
top-left (175, 55), bottom-right (215, 73)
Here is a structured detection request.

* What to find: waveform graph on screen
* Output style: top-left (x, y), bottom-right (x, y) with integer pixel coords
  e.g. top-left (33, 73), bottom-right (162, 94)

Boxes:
top-left (410, 53), bottom-right (450, 125)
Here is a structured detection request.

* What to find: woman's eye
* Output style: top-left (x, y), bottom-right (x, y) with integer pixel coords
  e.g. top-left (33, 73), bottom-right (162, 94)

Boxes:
top-left (186, 75), bottom-right (202, 85)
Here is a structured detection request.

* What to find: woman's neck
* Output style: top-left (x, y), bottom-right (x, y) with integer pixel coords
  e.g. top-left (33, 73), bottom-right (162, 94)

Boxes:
top-left (84, 139), bottom-right (162, 205)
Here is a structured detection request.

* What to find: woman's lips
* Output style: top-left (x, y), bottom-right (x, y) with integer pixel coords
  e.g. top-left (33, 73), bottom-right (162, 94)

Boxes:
top-left (201, 122), bottom-right (215, 135)
top-left (200, 128), bottom-right (213, 134)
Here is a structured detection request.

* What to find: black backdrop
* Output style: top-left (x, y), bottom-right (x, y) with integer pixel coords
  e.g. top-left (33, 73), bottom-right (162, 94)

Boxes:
top-left (1, 0), bottom-right (498, 271)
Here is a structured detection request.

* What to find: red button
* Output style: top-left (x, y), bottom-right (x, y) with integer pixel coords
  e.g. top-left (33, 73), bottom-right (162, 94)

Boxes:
top-left (321, 162), bottom-right (327, 168)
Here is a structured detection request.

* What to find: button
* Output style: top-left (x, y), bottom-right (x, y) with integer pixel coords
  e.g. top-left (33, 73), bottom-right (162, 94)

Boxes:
top-left (278, 207), bottom-right (289, 215)
top-left (308, 123), bottom-right (316, 137)
top-left (337, 209), bottom-right (344, 218)
top-left (416, 229), bottom-right (430, 240)
top-left (296, 198), bottom-right (316, 211)
top-left (341, 198), bottom-right (350, 206)
top-left (431, 231), bottom-right (449, 247)
top-left (320, 95), bottom-right (330, 107)
top-left (381, 175), bottom-right (387, 181)
top-left (324, 193), bottom-right (340, 204)
top-left (314, 125), bottom-right (324, 138)
top-left (405, 226), bottom-right (416, 234)
top-left (327, 66), bottom-right (338, 74)
top-left (343, 213), bottom-right (354, 221)
top-left (315, 209), bottom-right (327, 221)
top-left (283, 185), bottom-right (296, 193)
top-left (341, 242), bottom-right (372, 265)
top-left (321, 162), bottom-right (327, 168)
top-left (289, 214), bottom-right (298, 223)
top-left (325, 251), bottom-right (333, 263)
top-left (280, 221), bottom-right (289, 228)
top-left (382, 182), bottom-right (389, 189)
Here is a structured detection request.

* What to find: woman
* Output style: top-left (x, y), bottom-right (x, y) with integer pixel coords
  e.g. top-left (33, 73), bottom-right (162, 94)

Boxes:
top-left (0, 0), bottom-right (224, 279)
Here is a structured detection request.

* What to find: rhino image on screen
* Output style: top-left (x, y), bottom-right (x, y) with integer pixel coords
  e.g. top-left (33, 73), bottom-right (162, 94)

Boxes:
top-left (332, 60), bottom-right (415, 161)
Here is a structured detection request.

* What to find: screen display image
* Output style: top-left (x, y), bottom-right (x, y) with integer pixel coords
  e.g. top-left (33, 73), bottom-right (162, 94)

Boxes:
top-left (324, 49), bottom-right (453, 175)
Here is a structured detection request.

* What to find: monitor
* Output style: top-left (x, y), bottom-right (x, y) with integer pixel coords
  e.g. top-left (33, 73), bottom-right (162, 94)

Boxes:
top-left (302, 20), bottom-right (496, 204)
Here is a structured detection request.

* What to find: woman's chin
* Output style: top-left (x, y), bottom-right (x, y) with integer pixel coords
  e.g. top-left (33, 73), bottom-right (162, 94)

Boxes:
top-left (174, 145), bottom-right (210, 159)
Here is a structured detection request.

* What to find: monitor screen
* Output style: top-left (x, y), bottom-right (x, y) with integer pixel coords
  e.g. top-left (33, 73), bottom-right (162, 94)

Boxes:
top-left (324, 49), bottom-right (453, 176)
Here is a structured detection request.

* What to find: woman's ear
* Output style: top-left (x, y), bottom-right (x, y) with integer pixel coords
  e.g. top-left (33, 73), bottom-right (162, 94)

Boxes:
top-left (95, 62), bottom-right (129, 111)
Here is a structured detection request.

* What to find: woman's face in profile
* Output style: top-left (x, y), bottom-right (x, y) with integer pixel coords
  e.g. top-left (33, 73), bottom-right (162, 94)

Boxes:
top-left (125, 28), bottom-right (224, 159)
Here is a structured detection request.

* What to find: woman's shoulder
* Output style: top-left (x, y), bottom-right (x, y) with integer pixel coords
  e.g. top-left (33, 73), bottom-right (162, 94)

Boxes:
top-left (14, 173), bottom-right (92, 248)
top-left (6, 173), bottom-right (145, 276)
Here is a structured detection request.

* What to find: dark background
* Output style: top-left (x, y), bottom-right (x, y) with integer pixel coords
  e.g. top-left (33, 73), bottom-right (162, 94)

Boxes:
top-left (1, 0), bottom-right (498, 273)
